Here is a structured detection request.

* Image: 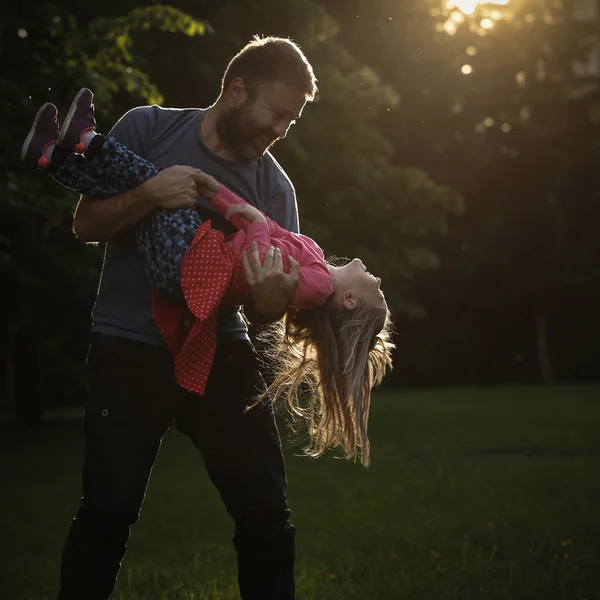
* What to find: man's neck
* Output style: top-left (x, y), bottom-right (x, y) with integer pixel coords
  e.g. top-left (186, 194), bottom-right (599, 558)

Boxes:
top-left (200, 104), bottom-right (241, 163)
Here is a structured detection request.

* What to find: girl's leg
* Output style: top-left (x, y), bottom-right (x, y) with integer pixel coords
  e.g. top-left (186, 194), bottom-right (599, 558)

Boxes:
top-left (136, 208), bottom-right (202, 303)
top-left (60, 133), bottom-right (200, 301)
top-left (22, 91), bottom-right (201, 302)
top-left (21, 93), bottom-right (158, 198)
top-left (48, 87), bottom-right (160, 198)
top-left (52, 132), bottom-right (200, 302)
top-left (48, 136), bottom-right (161, 199)
top-left (77, 135), bottom-right (202, 301)
top-left (21, 103), bottom-right (59, 169)
top-left (53, 131), bottom-right (199, 301)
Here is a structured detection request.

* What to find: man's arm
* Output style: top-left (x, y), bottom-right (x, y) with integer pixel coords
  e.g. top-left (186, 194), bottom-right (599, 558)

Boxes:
top-left (73, 165), bottom-right (203, 243)
top-left (73, 105), bottom-right (204, 243)
top-left (74, 189), bottom-right (151, 243)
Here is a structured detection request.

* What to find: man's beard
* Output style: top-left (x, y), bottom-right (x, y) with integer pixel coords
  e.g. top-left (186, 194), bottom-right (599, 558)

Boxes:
top-left (215, 102), bottom-right (278, 161)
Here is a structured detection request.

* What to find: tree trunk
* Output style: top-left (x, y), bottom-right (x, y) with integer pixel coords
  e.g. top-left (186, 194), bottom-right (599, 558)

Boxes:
top-left (536, 305), bottom-right (556, 384)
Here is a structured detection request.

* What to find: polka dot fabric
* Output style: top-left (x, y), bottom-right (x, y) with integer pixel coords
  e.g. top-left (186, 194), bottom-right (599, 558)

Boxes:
top-left (152, 221), bottom-right (249, 396)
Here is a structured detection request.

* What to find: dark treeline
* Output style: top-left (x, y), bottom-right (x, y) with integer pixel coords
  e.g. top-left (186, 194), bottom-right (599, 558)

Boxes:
top-left (2, 0), bottom-right (598, 421)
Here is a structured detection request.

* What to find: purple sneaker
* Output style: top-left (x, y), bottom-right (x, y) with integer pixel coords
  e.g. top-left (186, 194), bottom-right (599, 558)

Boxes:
top-left (57, 87), bottom-right (96, 153)
top-left (21, 102), bottom-right (59, 169)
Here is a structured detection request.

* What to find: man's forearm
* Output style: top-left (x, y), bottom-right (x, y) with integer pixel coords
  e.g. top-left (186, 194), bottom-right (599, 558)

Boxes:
top-left (73, 165), bottom-right (202, 243)
top-left (73, 186), bottom-right (156, 243)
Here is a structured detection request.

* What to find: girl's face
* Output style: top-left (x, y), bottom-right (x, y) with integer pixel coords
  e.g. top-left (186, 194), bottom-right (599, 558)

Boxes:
top-left (329, 258), bottom-right (386, 310)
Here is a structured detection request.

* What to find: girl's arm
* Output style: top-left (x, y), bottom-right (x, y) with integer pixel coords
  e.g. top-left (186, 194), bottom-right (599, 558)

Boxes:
top-left (193, 172), bottom-right (300, 323)
top-left (224, 203), bottom-right (267, 226)
top-left (225, 203), bottom-right (274, 263)
top-left (194, 174), bottom-right (274, 260)
top-left (193, 173), bottom-right (267, 231)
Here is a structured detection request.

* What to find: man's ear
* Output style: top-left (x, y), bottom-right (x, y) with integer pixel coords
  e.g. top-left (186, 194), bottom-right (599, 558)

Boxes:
top-left (227, 77), bottom-right (248, 106)
top-left (341, 290), bottom-right (356, 310)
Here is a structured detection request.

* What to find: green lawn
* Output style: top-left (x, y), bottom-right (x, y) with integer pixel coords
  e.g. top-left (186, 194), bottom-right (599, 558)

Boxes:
top-left (1, 385), bottom-right (599, 600)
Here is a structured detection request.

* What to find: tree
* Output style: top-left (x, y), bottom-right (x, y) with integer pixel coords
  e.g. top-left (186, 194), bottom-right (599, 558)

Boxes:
top-left (1, 0), bottom-right (464, 415)
top-left (323, 0), bottom-right (600, 384)
top-left (149, 0), bottom-right (464, 315)
top-left (0, 3), bottom-right (208, 419)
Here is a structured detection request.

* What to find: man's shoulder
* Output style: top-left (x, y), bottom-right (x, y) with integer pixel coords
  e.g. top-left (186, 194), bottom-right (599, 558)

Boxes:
top-left (123, 105), bottom-right (203, 127)
top-left (110, 104), bottom-right (202, 134)
top-left (110, 105), bottom-right (204, 156)
top-left (260, 150), bottom-right (295, 195)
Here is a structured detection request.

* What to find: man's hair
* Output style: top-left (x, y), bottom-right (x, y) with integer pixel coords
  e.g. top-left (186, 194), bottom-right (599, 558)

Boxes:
top-left (221, 35), bottom-right (318, 100)
top-left (258, 299), bottom-right (394, 467)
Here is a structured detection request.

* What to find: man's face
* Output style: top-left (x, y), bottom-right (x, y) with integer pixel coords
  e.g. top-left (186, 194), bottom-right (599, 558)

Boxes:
top-left (216, 81), bottom-right (307, 161)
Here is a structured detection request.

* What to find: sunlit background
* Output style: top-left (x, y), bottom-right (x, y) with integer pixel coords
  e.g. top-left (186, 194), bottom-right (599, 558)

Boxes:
top-left (2, 0), bottom-right (600, 599)
top-left (1, 0), bottom-right (599, 426)
top-left (1, 0), bottom-right (599, 409)
top-left (436, 0), bottom-right (512, 35)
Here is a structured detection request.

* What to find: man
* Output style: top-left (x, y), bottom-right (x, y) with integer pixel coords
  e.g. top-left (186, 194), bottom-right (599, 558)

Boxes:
top-left (57, 36), bottom-right (317, 600)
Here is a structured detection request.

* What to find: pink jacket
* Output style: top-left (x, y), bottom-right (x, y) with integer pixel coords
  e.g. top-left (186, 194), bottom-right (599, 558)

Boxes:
top-left (152, 184), bottom-right (333, 397)
top-left (211, 185), bottom-right (333, 310)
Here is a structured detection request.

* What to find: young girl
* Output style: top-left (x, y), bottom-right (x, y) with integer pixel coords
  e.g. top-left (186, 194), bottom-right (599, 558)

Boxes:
top-left (22, 88), bottom-right (394, 466)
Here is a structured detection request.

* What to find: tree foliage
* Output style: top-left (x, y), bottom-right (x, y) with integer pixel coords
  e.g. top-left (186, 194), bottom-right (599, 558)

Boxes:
top-left (0, 4), bottom-right (209, 416)
top-left (1, 0), bottom-right (461, 415)
top-left (323, 0), bottom-right (600, 383)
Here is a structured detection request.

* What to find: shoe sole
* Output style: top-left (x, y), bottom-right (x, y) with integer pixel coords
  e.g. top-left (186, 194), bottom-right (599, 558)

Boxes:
top-left (21, 102), bottom-right (55, 163)
top-left (57, 87), bottom-right (93, 147)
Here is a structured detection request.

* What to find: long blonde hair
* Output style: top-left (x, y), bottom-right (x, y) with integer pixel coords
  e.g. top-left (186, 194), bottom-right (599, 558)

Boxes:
top-left (259, 299), bottom-right (394, 467)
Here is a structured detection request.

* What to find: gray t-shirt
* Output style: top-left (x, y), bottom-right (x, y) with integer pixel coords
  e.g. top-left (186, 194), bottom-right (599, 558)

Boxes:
top-left (92, 105), bottom-right (299, 346)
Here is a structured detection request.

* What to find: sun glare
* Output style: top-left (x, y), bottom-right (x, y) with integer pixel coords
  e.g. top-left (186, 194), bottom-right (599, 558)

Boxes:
top-left (440, 0), bottom-right (510, 36)
top-left (446, 0), bottom-right (509, 14)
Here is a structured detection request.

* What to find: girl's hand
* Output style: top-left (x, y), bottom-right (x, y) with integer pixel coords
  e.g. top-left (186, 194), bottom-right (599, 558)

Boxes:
top-left (191, 171), bottom-right (221, 199)
top-left (225, 203), bottom-right (267, 223)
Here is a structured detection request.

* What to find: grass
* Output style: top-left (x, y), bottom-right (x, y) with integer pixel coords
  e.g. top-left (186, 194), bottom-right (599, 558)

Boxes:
top-left (1, 385), bottom-right (599, 600)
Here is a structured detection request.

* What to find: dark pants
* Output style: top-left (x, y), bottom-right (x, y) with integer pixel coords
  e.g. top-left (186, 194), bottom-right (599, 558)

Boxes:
top-left (57, 334), bottom-right (295, 600)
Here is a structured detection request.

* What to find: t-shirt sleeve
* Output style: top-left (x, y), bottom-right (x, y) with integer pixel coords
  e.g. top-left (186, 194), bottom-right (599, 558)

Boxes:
top-left (265, 186), bottom-right (300, 234)
top-left (107, 105), bottom-right (158, 159)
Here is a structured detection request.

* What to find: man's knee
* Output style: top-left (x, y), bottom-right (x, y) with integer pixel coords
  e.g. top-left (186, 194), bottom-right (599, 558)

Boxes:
top-left (234, 507), bottom-right (295, 546)
top-left (70, 502), bottom-right (140, 545)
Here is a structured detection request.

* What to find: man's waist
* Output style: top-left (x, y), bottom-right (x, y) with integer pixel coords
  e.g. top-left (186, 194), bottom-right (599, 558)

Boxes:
top-left (92, 307), bottom-right (249, 345)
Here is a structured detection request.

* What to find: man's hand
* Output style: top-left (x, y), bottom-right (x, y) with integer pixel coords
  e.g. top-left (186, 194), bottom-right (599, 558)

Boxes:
top-left (226, 203), bottom-right (267, 224)
top-left (242, 242), bottom-right (300, 323)
top-left (142, 165), bottom-right (205, 210)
